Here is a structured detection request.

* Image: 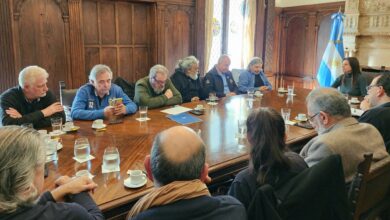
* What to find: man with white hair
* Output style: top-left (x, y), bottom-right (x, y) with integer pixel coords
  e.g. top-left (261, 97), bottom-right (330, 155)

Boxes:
top-left (299, 88), bottom-right (388, 182)
top-left (134, 64), bottom-right (182, 109)
top-left (71, 64), bottom-right (137, 120)
top-left (0, 65), bottom-right (65, 128)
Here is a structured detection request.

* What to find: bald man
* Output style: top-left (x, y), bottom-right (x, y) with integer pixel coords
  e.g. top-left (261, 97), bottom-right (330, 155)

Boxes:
top-left (127, 126), bottom-right (246, 220)
top-left (203, 55), bottom-right (238, 98)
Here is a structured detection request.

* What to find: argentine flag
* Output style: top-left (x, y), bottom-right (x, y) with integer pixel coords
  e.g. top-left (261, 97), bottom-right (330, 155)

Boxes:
top-left (317, 12), bottom-right (345, 87)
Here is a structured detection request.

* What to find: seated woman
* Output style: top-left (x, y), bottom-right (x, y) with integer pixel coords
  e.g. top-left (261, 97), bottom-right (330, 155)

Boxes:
top-left (331, 57), bottom-right (368, 97)
top-left (238, 57), bottom-right (272, 94)
top-left (171, 56), bottom-right (205, 103)
top-left (228, 107), bottom-right (307, 210)
top-left (0, 126), bottom-right (103, 220)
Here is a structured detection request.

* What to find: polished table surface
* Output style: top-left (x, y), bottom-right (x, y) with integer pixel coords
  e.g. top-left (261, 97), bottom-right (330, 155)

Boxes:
top-left (43, 88), bottom-right (316, 218)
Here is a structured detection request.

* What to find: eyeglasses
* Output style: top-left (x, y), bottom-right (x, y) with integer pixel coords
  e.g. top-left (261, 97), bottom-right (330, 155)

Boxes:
top-left (308, 112), bottom-right (320, 123)
top-left (366, 85), bottom-right (379, 91)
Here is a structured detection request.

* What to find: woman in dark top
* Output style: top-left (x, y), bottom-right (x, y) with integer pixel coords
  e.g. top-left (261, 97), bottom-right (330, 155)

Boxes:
top-left (331, 57), bottom-right (368, 97)
top-left (228, 107), bottom-right (307, 210)
top-left (0, 126), bottom-right (104, 220)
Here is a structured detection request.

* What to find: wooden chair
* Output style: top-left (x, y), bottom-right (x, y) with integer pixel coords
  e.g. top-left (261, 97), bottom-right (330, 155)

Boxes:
top-left (349, 153), bottom-right (390, 220)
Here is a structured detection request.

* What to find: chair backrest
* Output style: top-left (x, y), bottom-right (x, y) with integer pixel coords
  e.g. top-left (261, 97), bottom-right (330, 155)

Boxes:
top-left (59, 81), bottom-right (77, 107)
top-left (349, 153), bottom-right (390, 220)
top-left (231, 68), bottom-right (245, 84)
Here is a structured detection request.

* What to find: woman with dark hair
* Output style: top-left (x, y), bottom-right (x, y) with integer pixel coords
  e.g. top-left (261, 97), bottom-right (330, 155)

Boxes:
top-left (228, 107), bottom-right (307, 209)
top-left (331, 57), bottom-right (368, 96)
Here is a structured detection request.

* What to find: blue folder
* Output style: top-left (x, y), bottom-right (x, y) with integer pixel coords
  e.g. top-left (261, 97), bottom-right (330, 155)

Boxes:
top-left (166, 112), bottom-right (202, 125)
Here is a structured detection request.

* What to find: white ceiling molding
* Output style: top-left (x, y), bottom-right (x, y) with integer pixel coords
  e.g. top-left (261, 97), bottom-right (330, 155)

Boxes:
top-left (276, 0), bottom-right (345, 8)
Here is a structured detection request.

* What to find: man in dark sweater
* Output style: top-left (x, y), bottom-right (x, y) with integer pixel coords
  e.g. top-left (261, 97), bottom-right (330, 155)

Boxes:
top-left (127, 126), bottom-right (246, 220)
top-left (0, 65), bottom-right (65, 128)
top-left (359, 74), bottom-right (390, 151)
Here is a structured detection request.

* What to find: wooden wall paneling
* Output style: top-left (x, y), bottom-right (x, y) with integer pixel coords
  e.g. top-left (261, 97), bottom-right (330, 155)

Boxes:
top-left (304, 12), bottom-right (317, 78)
top-left (156, 2), bottom-right (166, 66)
top-left (68, 0), bottom-right (85, 88)
top-left (254, 0), bottom-right (266, 59)
top-left (0, 0), bottom-right (16, 93)
top-left (13, 0), bottom-right (69, 95)
top-left (195, 0), bottom-right (205, 75)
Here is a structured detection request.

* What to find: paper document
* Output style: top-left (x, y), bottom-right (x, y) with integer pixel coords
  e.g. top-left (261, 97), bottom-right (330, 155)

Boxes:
top-left (351, 108), bottom-right (364, 117)
top-left (161, 106), bottom-right (192, 115)
top-left (166, 113), bottom-right (202, 125)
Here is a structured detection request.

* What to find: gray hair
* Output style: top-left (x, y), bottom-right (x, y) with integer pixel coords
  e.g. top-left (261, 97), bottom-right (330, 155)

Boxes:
top-left (150, 132), bottom-right (205, 186)
top-left (89, 64), bottom-right (113, 81)
top-left (149, 64), bottom-right (169, 79)
top-left (18, 66), bottom-right (49, 88)
top-left (0, 126), bottom-right (45, 213)
top-left (306, 88), bottom-right (351, 118)
top-left (175, 56), bottom-right (199, 73)
top-left (246, 57), bottom-right (263, 71)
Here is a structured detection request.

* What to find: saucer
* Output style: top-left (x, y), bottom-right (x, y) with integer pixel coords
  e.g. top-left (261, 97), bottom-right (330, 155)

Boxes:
top-left (295, 116), bottom-right (307, 121)
top-left (349, 100), bottom-right (360, 104)
top-left (124, 176), bottom-right (147, 188)
top-left (278, 88), bottom-right (288, 93)
top-left (49, 131), bottom-right (66, 137)
top-left (92, 124), bottom-right (106, 129)
top-left (63, 126), bottom-right (80, 132)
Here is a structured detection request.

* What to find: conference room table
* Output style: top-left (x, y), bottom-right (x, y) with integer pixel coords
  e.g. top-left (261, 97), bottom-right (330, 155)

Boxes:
top-left (43, 88), bottom-right (317, 219)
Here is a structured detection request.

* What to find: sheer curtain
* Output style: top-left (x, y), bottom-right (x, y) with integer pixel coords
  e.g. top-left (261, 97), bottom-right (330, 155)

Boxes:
top-left (241, 0), bottom-right (256, 67)
top-left (204, 0), bottom-right (214, 73)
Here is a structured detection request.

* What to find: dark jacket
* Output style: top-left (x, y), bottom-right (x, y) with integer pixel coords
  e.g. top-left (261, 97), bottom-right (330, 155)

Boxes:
top-left (171, 69), bottom-right (205, 103)
top-left (228, 152), bottom-right (307, 210)
top-left (0, 191), bottom-right (104, 220)
top-left (203, 66), bottom-right (238, 98)
top-left (0, 86), bottom-right (65, 128)
top-left (130, 195), bottom-right (246, 220)
top-left (359, 102), bottom-right (390, 152)
top-left (331, 73), bottom-right (368, 96)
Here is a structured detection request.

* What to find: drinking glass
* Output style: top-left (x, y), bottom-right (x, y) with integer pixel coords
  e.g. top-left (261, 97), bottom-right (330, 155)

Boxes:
top-left (247, 89), bottom-right (255, 100)
top-left (103, 147), bottom-right (120, 171)
top-left (46, 139), bottom-right (58, 162)
top-left (74, 138), bottom-right (91, 161)
top-left (237, 119), bottom-right (247, 138)
top-left (51, 117), bottom-right (62, 134)
top-left (138, 106), bottom-right (148, 121)
top-left (281, 108), bottom-right (291, 122)
top-left (287, 85), bottom-right (294, 96)
top-left (209, 92), bottom-right (217, 102)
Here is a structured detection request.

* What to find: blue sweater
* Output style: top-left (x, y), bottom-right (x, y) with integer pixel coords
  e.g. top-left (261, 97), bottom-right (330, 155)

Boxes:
top-left (71, 83), bottom-right (137, 120)
top-left (238, 70), bottom-right (272, 93)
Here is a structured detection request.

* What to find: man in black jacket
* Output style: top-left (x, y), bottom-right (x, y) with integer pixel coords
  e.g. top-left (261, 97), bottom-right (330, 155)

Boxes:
top-left (203, 55), bottom-right (238, 98)
top-left (0, 65), bottom-right (65, 128)
top-left (359, 74), bottom-right (390, 151)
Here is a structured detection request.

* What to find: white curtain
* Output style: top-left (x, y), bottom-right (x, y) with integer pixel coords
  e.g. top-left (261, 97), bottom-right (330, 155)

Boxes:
top-left (241, 0), bottom-right (256, 67)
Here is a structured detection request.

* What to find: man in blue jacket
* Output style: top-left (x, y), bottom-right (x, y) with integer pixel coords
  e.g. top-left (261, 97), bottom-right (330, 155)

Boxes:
top-left (238, 57), bottom-right (272, 94)
top-left (203, 55), bottom-right (238, 98)
top-left (71, 64), bottom-right (137, 120)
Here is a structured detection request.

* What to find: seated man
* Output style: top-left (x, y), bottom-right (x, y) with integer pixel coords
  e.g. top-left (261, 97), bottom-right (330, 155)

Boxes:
top-left (300, 88), bottom-right (388, 182)
top-left (238, 57), bottom-right (272, 94)
top-left (203, 55), bottom-right (238, 98)
top-left (0, 65), bottom-right (65, 128)
top-left (359, 74), bottom-right (390, 151)
top-left (71, 64), bottom-right (137, 120)
top-left (127, 126), bottom-right (246, 220)
top-left (134, 64), bottom-right (182, 109)
top-left (171, 56), bottom-right (205, 103)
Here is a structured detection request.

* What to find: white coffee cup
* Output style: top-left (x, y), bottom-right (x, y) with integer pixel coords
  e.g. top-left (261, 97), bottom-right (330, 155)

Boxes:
top-left (129, 170), bottom-right (146, 185)
top-left (93, 119), bottom-right (103, 127)
top-left (195, 104), bottom-right (204, 111)
top-left (255, 91), bottom-right (262, 97)
top-left (351, 97), bottom-right (359, 102)
top-left (64, 122), bottom-right (74, 129)
top-left (297, 113), bottom-right (307, 120)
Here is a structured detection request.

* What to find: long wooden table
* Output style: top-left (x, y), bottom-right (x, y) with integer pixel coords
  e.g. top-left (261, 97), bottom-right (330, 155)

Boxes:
top-left (44, 88), bottom-right (316, 219)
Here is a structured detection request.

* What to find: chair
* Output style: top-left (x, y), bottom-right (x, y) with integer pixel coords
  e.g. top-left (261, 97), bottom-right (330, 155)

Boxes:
top-left (349, 154), bottom-right (390, 220)
top-left (114, 77), bottom-right (135, 100)
top-left (59, 81), bottom-right (77, 107)
top-left (231, 68), bottom-right (245, 84)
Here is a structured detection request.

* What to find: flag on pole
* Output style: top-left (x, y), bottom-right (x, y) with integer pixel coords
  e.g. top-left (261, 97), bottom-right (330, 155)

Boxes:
top-left (317, 11), bottom-right (345, 87)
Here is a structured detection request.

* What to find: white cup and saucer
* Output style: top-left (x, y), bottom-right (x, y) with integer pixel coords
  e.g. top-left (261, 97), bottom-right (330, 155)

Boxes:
top-left (295, 113), bottom-right (307, 121)
top-left (194, 104), bottom-right (205, 111)
top-left (124, 170), bottom-right (147, 188)
top-left (92, 119), bottom-right (106, 129)
top-left (254, 91), bottom-right (263, 97)
top-left (349, 97), bottom-right (360, 104)
top-left (63, 122), bottom-right (80, 132)
top-left (278, 87), bottom-right (288, 93)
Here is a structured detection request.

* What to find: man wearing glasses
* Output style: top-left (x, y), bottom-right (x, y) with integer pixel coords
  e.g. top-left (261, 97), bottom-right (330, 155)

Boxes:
top-left (299, 88), bottom-right (388, 182)
top-left (359, 74), bottom-right (390, 152)
top-left (134, 65), bottom-right (182, 109)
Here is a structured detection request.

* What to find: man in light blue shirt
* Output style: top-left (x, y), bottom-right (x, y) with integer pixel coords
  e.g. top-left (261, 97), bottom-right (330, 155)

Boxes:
top-left (71, 64), bottom-right (137, 120)
top-left (238, 57), bottom-right (272, 93)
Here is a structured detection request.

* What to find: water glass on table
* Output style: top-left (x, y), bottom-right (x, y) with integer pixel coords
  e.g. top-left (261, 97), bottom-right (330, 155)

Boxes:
top-left (51, 117), bottom-right (62, 134)
top-left (138, 106), bottom-right (148, 121)
top-left (209, 92), bottom-right (217, 103)
top-left (287, 85), bottom-right (294, 96)
top-left (237, 119), bottom-right (247, 138)
top-left (103, 147), bottom-right (120, 171)
top-left (247, 89), bottom-right (255, 100)
top-left (281, 108), bottom-right (291, 123)
top-left (74, 138), bottom-right (91, 161)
